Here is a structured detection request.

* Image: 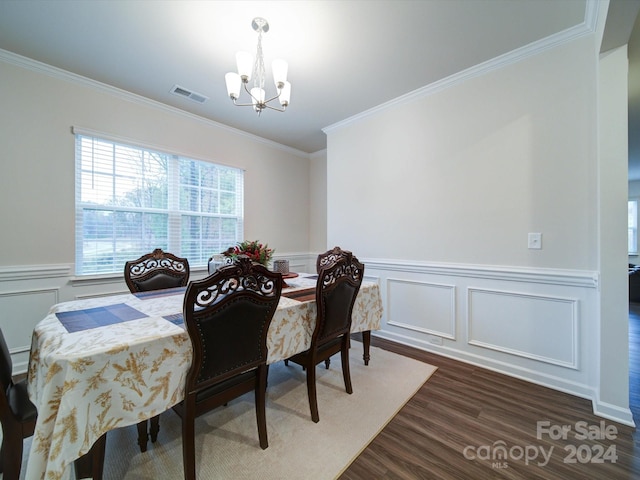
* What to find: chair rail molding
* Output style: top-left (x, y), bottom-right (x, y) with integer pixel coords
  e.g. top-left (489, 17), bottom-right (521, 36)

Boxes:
top-left (0, 264), bottom-right (71, 282)
top-left (361, 258), bottom-right (598, 288)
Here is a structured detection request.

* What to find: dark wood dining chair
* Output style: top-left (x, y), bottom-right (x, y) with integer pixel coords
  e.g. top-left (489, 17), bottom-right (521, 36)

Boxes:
top-left (173, 256), bottom-right (282, 480)
top-left (286, 250), bottom-right (364, 423)
top-left (0, 328), bottom-right (37, 480)
top-left (124, 248), bottom-right (190, 452)
top-left (0, 328), bottom-right (105, 480)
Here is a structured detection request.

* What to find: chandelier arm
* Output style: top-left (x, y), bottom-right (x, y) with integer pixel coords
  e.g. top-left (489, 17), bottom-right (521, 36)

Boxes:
top-left (242, 81), bottom-right (260, 102)
top-left (262, 91), bottom-right (282, 105)
top-left (231, 100), bottom-right (258, 107)
top-left (230, 99), bottom-right (285, 111)
top-left (233, 81), bottom-right (284, 112)
top-left (263, 103), bottom-right (286, 113)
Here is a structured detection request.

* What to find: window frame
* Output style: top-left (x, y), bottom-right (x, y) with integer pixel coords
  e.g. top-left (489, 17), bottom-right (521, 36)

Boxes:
top-left (74, 128), bottom-right (244, 276)
top-left (629, 198), bottom-right (638, 256)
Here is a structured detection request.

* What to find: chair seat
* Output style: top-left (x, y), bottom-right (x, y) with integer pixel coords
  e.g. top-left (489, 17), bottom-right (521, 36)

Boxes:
top-left (7, 380), bottom-right (37, 422)
top-left (316, 337), bottom-right (344, 356)
top-left (173, 369), bottom-right (258, 421)
top-left (289, 336), bottom-right (343, 365)
top-left (195, 369), bottom-right (257, 403)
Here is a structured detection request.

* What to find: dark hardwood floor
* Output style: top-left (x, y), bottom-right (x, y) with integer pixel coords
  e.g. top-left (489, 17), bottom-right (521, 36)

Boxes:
top-left (340, 315), bottom-right (640, 480)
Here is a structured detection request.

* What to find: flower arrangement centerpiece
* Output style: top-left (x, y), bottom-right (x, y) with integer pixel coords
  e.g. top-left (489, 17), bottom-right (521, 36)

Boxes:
top-left (223, 240), bottom-right (274, 267)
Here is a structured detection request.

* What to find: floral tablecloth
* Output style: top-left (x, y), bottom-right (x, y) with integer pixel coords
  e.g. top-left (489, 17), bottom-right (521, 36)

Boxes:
top-left (26, 274), bottom-right (383, 480)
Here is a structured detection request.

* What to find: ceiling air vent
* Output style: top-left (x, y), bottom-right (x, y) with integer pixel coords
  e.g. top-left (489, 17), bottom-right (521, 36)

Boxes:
top-left (170, 84), bottom-right (208, 104)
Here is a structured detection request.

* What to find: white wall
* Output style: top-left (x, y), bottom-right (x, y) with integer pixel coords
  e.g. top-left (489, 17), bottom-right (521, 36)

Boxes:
top-left (327, 37), bottom-right (597, 268)
top-left (0, 55), bottom-right (311, 266)
top-left (598, 43), bottom-right (630, 423)
top-left (309, 149), bottom-right (327, 253)
top-left (0, 53), bottom-right (314, 371)
top-left (325, 28), bottom-right (633, 425)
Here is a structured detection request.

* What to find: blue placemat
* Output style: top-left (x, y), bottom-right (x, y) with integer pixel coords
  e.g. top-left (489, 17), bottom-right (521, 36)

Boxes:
top-left (56, 303), bottom-right (148, 333)
top-left (164, 313), bottom-right (184, 326)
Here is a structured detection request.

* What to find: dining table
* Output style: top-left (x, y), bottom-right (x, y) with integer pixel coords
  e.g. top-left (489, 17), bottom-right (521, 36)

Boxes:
top-left (25, 273), bottom-right (383, 480)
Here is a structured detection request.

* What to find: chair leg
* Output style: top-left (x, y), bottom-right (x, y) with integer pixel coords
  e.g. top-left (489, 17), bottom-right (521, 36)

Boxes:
top-left (255, 365), bottom-right (269, 449)
top-left (136, 420), bottom-right (149, 452)
top-left (182, 407), bottom-right (196, 480)
top-left (324, 358), bottom-right (330, 369)
top-left (362, 330), bottom-right (371, 365)
top-left (1, 426), bottom-right (23, 480)
top-left (341, 338), bottom-right (353, 394)
top-left (74, 433), bottom-right (106, 480)
top-left (149, 415), bottom-right (160, 443)
top-left (306, 363), bottom-right (319, 423)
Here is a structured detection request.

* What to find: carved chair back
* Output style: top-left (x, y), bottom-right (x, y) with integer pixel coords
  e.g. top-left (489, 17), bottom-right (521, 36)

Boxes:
top-left (316, 246), bottom-right (353, 273)
top-left (183, 256), bottom-right (283, 395)
top-left (124, 248), bottom-right (190, 293)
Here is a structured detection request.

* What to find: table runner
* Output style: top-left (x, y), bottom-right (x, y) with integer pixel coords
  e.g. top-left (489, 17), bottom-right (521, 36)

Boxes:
top-left (281, 287), bottom-right (316, 302)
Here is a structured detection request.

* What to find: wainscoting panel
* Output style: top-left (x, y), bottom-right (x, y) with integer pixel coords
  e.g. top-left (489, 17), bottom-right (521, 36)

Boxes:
top-left (0, 288), bottom-right (59, 372)
top-left (364, 260), bottom-right (599, 404)
top-left (467, 287), bottom-right (578, 369)
top-left (387, 278), bottom-right (455, 339)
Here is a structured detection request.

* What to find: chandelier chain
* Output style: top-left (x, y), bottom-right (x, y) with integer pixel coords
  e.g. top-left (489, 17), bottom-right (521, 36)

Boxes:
top-left (253, 29), bottom-right (266, 91)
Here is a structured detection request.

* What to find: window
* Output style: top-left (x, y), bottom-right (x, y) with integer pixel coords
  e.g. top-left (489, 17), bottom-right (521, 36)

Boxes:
top-left (75, 132), bottom-right (244, 275)
top-left (629, 199), bottom-right (638, 255)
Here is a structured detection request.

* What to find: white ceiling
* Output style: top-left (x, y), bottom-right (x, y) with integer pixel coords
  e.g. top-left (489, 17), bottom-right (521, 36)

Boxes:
top-left (0, 0), bottom-right (633, 157)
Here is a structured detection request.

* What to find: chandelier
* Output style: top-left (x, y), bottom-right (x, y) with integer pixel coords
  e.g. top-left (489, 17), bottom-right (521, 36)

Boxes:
top-left (224, 17), bottom-right (291, 115)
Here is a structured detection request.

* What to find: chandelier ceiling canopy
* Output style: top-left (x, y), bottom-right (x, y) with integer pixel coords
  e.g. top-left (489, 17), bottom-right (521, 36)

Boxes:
top-left (224, 17), bottom-right (291, 116)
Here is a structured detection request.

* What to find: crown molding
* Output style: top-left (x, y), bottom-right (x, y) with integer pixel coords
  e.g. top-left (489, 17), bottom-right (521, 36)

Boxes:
top-left (323, 0), bottom-right (600, 135)
top-left (309, 149), bottom-right (327, 160)
top-left (0, 49), bottom-right (310, 159)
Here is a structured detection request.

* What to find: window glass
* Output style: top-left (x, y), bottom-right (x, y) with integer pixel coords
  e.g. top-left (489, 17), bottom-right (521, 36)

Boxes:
top-left (629, 200), bottom-right (638, 255)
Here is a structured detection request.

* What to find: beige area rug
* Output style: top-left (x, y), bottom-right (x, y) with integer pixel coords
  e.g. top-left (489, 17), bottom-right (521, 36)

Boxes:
top-left (21, 342), bottom-right (437, 480)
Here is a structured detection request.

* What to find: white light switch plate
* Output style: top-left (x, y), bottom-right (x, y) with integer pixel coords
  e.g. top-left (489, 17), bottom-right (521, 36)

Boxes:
top-left (528, 232), bottom-right (542, 249)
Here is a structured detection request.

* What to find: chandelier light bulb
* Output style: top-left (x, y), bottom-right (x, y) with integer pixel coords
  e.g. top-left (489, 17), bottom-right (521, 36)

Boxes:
top-left (279, 81), bottom-right (291, 107)
top-left (225, 72), bottom-right (241, 100)
top-left (236, 51), bottom-right (253, 82)
top-left (272, 59), bottom-right (288, 89)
